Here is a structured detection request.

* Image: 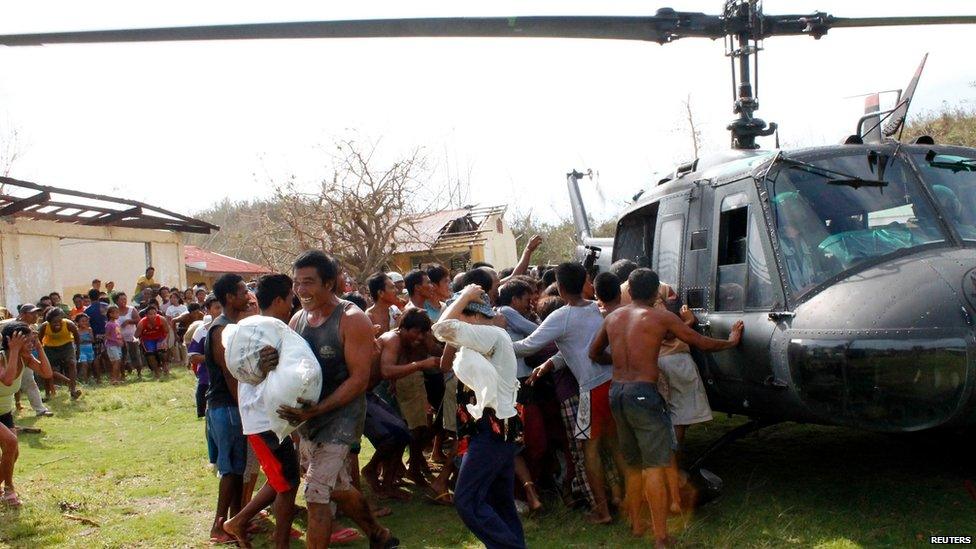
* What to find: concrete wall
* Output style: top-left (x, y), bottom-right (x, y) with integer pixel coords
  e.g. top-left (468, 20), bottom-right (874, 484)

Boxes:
top-left (58, 239), bottom-right (148, 298)
top-left (0, 218), bottom-right (188, 309)
top-left (1, 233), bottom-right (60, 310)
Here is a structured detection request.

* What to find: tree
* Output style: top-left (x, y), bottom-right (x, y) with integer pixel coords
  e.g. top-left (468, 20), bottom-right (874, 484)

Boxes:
top-left (214, 138), bottom-right (460, 280)
top-left (683, 93), bottom-right (702, 158)
top-left (507, 208), bottom-right (616, 266)
top-left (904, 103), bottom-right (976, 148)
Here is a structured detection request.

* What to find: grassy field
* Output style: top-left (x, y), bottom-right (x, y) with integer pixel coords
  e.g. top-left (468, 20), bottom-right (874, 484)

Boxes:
top-left (1, 368), bottom-right (974, 548)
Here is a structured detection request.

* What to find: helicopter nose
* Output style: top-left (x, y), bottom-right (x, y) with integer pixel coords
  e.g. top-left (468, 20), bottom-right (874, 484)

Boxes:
top-left (785, 249), bottom-right (975, 432)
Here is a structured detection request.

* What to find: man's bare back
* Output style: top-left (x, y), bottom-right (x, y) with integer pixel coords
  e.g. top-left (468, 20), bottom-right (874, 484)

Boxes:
top-left (591, 301), bottom-right (743, 384)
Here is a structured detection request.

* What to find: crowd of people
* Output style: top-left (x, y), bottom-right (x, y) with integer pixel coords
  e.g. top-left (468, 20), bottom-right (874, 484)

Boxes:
top-left (0, 267), bottom-right (219, 507)
top-left (0, 238), bottom-right (744, 548)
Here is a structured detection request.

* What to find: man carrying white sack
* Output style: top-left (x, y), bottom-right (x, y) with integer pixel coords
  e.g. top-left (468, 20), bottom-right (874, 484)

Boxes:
top-left (219, 273), bottom-right (308, 548)
top-left (262, 250), bottom-right (399, 549)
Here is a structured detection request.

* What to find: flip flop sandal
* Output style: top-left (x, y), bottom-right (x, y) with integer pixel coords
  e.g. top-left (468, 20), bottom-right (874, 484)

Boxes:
top-left (425, 491), bottom-right (454, 506)
top-left (2, 490), bottom-right (22, 507)
top-left (330, 527), bottom-right (362, 544)
top-left (16, 427), bottom-right (42, 434)
top-left (208, 531), bottom-right (238, 546)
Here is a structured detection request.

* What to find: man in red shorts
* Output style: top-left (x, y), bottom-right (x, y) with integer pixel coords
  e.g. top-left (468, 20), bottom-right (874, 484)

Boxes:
top-left (513, 262), bottom-right (623, 524)
top-left (222, 274), bottom-right (300, 548)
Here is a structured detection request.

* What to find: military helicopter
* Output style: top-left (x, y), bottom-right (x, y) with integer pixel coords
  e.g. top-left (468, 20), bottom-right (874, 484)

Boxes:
top-left (2, 1), bottom-right (975, 454)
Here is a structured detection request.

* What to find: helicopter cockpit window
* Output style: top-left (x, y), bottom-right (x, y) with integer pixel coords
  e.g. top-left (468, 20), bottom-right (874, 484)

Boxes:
top-left (910, 152), bottom-right (976, 241)
top-left (765, 152), bottom-right (944, 297)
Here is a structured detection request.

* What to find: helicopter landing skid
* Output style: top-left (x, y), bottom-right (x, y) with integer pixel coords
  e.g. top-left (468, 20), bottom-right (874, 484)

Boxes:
top-left (686, 418), bottom-right (782, 507)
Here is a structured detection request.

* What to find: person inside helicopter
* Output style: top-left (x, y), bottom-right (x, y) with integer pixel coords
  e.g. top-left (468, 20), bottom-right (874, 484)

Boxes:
top-left (770, 191), bottom-right (830, 293)
top-left (767, 152), bottom-right (947, 296)
top-left (911, 152), bottom-right (976, 240)
top-left (931, 183), bottom-right (976, 239)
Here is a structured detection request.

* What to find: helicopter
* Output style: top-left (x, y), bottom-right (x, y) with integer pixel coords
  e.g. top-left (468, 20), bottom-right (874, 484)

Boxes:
top-left (1, 0), bottom-right (975, 454)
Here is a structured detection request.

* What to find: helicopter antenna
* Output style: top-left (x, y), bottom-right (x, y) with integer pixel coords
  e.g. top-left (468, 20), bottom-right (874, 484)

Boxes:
top-left (724, 0), bottom-right (777, 149)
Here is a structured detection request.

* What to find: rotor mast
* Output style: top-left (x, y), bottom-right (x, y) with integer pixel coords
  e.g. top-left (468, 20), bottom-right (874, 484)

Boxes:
top-left (725, 0), bottom-right (776, 150)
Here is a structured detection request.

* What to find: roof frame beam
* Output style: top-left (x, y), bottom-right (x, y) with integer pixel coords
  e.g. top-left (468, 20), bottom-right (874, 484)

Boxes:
top-left (0, 191), bottom-right (51, 216)
top-left (84, 206), bottom-right (142, 226)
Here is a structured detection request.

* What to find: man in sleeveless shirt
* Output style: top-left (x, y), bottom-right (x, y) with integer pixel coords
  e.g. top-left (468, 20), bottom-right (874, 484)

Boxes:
top-left (204, 274), bottom-right (250, 544)
top-left (271, 251), bottom-right (398, 549)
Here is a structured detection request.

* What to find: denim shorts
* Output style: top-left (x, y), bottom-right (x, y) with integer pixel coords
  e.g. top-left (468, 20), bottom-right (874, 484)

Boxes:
top-left (609, 381), bottom-right (676, 469)
top-left (205, 405), bottom-right (247, 476)
top-left (78, 344), bottom-right (95, 363)
top-left (105, 346), bottom-right (122, 362)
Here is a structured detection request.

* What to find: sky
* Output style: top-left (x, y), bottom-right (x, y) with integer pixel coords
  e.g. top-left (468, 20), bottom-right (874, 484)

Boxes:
top-left (0, 1), bottom-right (974, 225)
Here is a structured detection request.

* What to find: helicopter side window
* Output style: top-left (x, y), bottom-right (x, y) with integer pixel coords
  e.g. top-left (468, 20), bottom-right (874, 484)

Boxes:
top-left (716, 194), bottom-right (749, 312)
top-left (656, 216), bottom-right (684, 289)
top-left (613, 203), bottom-right (658, 267)
top-left (746, 212), bottom-right (775, 309)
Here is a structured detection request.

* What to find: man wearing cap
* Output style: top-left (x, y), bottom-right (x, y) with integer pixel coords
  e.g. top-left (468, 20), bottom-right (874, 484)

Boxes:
top-left (432, 283), bottom-right (525, 549)
top-left (0, 305), bottom-right (53, 418)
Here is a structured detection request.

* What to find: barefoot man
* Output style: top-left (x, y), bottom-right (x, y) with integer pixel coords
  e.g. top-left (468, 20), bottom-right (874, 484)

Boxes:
top-left (377, 308), bottom-right (438, 491)
top-left (589, 268), bottom-right (742, 548)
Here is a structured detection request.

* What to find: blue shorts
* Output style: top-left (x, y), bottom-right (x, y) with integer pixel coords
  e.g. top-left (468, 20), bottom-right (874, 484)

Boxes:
top-left (78, 344), bottom-right (95, 363)
top-left (205, 406), bottom-right (247, 476)
top-left (143, 339), bottom-right (162, 353)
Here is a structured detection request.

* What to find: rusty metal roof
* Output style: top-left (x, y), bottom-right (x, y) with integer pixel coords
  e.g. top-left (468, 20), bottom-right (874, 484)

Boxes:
top-left (394, 204), bottom-right (506, 254)
top-left (0, 177), bottom-right (218, 234)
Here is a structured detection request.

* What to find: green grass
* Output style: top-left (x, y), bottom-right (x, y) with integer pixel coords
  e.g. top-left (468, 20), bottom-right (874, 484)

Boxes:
top-left (1, 369), bottom-right (974, 548)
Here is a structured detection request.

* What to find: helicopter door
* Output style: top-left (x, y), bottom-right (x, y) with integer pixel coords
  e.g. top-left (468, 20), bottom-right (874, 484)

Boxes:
top-left (704, 180), bottom-right (781, 391)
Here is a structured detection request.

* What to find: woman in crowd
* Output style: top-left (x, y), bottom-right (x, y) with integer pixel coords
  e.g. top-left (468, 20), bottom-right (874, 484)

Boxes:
top-left (1, 323), bottom-right (53, 507)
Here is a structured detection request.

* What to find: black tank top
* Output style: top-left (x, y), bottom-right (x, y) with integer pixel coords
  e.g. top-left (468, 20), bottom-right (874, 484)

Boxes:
top-left (204, 315), bottom-right (235, 409)
top-left (295, 300), bottom-right (365, 445)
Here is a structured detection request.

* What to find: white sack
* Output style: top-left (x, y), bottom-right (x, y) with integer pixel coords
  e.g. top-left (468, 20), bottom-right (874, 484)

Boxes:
top-left (222, 315), bottom-right (323, 440)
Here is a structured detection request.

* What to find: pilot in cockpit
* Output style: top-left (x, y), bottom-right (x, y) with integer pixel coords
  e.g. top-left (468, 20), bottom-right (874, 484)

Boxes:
top-left (772, 191), bottom-right (829, 292)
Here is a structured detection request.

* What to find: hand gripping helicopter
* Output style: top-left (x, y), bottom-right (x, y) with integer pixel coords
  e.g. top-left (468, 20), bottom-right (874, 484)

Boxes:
top-left (2, 1), bottom-right (975, 462)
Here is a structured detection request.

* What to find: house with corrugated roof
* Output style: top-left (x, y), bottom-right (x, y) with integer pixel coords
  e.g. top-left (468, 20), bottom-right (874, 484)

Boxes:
top-left (184, 245), bottom-right (273, 288)
top-left (389, 205), bottom-right (517, 274)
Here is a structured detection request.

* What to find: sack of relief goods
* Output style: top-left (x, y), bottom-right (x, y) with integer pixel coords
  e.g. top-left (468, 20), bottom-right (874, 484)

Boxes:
top-left (222, 315), bottom-right (322, 439)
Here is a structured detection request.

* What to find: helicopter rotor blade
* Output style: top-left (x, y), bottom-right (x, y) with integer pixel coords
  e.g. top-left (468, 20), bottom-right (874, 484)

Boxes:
top-left (762, 13), bottom-right (976, 38)
top-left (0, 16), bottom-right (695, 47)
top-left (829, 15), bottom-right (976, 29)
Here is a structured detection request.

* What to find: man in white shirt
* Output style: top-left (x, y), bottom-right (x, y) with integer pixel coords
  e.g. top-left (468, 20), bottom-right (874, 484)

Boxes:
top-left (513, 262), bottom-right (620, 525)
top-left (432, 283), bottom-right (525, 549)
top-left (222, 274), bottom-right (300, 549)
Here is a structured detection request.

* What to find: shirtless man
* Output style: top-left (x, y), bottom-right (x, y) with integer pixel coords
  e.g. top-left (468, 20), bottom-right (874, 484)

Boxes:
top-left (366, 273), bottom-right (402, 336)
top-left (377, 308), bottom-right (438, 489)
top-left (589, 268), bottom-right (742, 548)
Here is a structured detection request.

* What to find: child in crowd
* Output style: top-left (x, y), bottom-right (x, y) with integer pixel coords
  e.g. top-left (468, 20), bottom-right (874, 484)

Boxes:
top-left (136, 305), bottom-right (169, 379)
top-left (75, 314), bottom-right (97, 384)
top-left (104, 306), bottom-right (124, 384)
